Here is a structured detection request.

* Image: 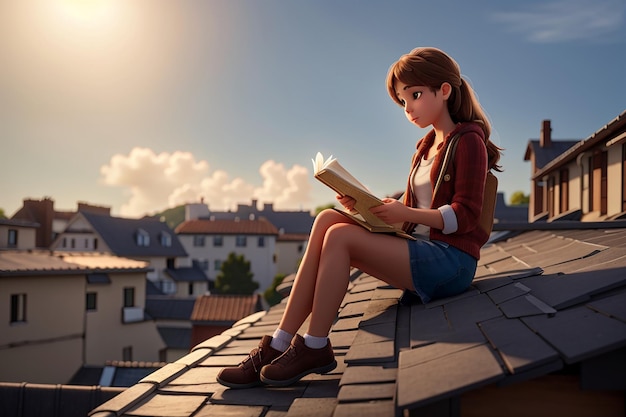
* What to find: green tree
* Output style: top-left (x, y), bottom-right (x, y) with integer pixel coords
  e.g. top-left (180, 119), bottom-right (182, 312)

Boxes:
top-left (0, 208), bottom-right (6, 219)
top-left (215, 252), bottom-right (259, 295)
top-left (509, 191), bottom-right (530, 206)
top-left (264, 273), bottom-right (287, 306)
top-left (315, 203), bottom-right (336, 216)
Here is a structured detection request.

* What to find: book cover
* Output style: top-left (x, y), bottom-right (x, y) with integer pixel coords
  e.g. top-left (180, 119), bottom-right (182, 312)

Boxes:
top-left (313, 152), bottom-right (414, 240)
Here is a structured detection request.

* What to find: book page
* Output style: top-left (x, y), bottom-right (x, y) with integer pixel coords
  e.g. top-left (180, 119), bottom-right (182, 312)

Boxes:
top-left (313, 152), bottom-right (373, 196)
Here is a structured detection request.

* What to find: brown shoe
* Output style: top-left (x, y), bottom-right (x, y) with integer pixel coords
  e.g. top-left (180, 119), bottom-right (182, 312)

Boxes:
top-left (260, 334), bottom-right (336, 387)
top-left (216, 335), bottom-right (282, 389)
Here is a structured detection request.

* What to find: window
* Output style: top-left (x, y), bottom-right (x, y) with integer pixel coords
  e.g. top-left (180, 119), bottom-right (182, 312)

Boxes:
top-left (258, 236), bottom-right (265, 247)
top-left (123, 287), bottom-right (135, 308)
top-left (10, 294), bottom-right (27, 323)
top-left (122, 346), bottom-right (133, 362)
top-left (236, 236), bottom-right (247, 247)
top-left (94, 238), bottom-right (99, 250)
top-left (559, 169), bottom-right (569, 213)
top-left (136, 229), bottom-right (150, 247)
top-left (84, 238), bottom-right (89, 249)
top-left (160, 232), bottom-right (172, 247)
top-left (213, 236), bottom-right (223, 247)
top-left (71, 238), bottom-right (75, 249)
top-left (590, 151), bottom-right (608, 215)
top-left (193, 235), bottom-right (205, 247)
top-left (86, 292), bottom-right (97, 311)
top-left (193, 259), bottom-right (209, 271)
top-left (214, 260), bottom-right (222, 271)
top-left (188, 283), bottom-right (194, 296)
top-left (7, 229), bottom-right (17, 247)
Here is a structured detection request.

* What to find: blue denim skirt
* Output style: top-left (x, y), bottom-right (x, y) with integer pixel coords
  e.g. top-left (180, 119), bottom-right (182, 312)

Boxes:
top-left (406, 238), bottom-right (477, 304)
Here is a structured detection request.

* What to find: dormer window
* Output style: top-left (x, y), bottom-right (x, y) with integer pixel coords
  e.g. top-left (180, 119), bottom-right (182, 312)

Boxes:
top-left (136, 229), bottom-right (150, 247)
top-left (160, 232), bottom-right (172, 247)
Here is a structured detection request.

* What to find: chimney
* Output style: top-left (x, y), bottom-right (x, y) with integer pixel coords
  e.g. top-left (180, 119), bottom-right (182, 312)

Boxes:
top-left (540, 120), bottom-right (552, 148)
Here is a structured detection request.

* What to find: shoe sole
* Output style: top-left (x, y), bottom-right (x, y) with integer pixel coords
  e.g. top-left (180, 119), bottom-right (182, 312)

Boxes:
top-left (260, 360), bottom-right (337, 387)
top-left (216, 376), bottom-right (262, 390)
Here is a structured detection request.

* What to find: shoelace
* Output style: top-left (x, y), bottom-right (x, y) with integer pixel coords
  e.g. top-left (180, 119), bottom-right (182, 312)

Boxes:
top-left (243, 347), bottom-right (263, 373)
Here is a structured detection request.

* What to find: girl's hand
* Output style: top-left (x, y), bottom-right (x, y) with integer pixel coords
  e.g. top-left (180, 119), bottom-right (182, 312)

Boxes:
top-left (369, 198), bottom-right (409, 224)
top-left (336, 194), bottom-right (357, 212)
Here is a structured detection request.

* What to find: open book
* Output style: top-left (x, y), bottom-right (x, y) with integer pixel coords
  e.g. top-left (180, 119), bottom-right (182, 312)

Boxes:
top-left (312, 152), bottom-right (414, 240)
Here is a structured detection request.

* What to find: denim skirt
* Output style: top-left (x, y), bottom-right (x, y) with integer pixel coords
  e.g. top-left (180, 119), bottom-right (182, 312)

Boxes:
top-left (406, 238), bottom-right (477, 304)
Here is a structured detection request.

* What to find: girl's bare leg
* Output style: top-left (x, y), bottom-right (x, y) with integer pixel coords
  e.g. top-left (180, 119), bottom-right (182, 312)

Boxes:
top-left (307, 223), bottom-right (414, 337)
top-left (277, 209), bottom-right (352, 335)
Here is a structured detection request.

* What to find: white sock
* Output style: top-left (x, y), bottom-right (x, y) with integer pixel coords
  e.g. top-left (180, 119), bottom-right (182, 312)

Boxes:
top-left (270, 329), bottom-right (293, 352)
top-left (304, 333), bottom-right (328, 349)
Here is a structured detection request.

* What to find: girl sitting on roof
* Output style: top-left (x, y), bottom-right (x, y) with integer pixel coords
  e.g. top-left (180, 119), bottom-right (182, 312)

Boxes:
top-left (217, 46), bottom-right (502, 389)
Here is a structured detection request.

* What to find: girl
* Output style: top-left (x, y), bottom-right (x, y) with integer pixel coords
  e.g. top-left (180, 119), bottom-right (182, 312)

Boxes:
top-left (217, 47), bottom-right (502, 388)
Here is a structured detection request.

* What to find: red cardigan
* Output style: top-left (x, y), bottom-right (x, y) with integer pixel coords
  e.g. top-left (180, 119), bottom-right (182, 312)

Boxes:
top-left (402, 122), bottom-right (489, 259)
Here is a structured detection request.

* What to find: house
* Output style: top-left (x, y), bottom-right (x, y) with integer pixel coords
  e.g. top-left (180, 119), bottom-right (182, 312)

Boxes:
top-left (524, 111), bottom-right (626, 222)
top-left (50, 211), bottom-right (208, 295)
top-left (185, 199), bottom-right (313, 276)
top-left (10, 198), bottom-right (111, 248)
top-left (190, 293), bottom-right (264, 347)
top-left (175, 217), bottom-right (279, 292)
top-left (0, 218), bottom-right (38, 249)
top-left (145, 293), bottom-right (197, 362)
top-left (0, 251), bottom-right (165, 385)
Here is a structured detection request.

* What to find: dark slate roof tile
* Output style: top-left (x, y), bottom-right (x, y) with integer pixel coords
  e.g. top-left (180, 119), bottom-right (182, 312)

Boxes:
top-left (485, 281), bottom-right (531, 304)
top-left (397, 343), bottom-right (504, 409)
top-left (285, 397), bottom-right (336, 417)
top-left (337, 381), bottom-right (395, 402)
top-left (522, 305), bottom-right (626, 363)
top-left (587, 291), bottom-right (626, 322)
top-left (478, 316), bottom-right (560, 375)
top-left (498, 294), bottom-right (557, 318)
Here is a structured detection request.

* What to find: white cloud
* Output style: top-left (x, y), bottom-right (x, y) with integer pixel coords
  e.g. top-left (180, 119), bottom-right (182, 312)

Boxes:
top-left (100, 147), bottom-right (312, 217)
top-left (491, 0), bottom-right (625, 43)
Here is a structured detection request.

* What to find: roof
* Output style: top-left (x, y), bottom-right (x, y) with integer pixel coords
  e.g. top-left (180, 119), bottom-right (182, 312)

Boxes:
top-left (531, 110), bottom-right (626, 180)
top-left (77, 211), bottom-right (187, 258)
top-left (157, 327), bottom-right (192, 350)
top-left (190, 294), bottom-right (263, 323)
top-left (0, 251), bottom-right (150, 276)
top-left (206, 200), bottom-right (315, 234)
top-left (523, 139), bottom-right (579, 169)
top-left (176, 218), bottom-right (279, 235)
top-left (165, 266), bottom-right (210, 282)
top-left (89, 226), bottom-right (626, 417)
top-left (0, 218), bottom-right (39, 228)
top-left (145, 297), bottom-right (196, 321)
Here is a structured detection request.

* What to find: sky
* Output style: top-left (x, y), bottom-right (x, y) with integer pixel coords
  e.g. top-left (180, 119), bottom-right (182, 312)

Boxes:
top-left (1, 0), bottom-right (625, 218)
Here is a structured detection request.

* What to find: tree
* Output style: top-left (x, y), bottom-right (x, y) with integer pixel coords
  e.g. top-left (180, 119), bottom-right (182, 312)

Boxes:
top-left (315, 203), bottom-right (336, 216)
top-left (0, 208), bottom-right (5, 219)
top-left (215, 252), bottom-right (259, 295)
top-left (509, 191), bottom-right (530, 206)
top-left (264, 273), bottom-right (287, 306)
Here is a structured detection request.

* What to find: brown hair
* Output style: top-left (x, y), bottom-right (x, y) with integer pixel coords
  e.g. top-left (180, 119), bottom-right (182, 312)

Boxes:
top-left (386, 47), bottom-right (502, 171)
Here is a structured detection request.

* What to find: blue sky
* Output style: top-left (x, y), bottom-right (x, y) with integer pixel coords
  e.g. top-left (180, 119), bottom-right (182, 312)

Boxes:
top-left (1, 0), bottom-right (625, 217)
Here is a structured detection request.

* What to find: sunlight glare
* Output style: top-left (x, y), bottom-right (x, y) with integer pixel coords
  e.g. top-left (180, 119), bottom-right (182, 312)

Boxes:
top-left (54, 0), bottom-right (120, 27)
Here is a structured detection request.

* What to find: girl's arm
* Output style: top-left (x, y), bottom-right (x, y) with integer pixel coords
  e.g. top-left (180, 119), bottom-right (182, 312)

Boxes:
top-left (369, 199), bottom-right (444, 230)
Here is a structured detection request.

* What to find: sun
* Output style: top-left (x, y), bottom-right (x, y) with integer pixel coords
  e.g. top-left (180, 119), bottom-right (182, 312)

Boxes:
top-left (54, 0), bottom-right (120, 27)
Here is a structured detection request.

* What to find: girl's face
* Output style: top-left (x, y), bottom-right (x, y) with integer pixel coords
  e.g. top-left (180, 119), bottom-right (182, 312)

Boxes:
top-left (394, 80), bottom-right (447, 129)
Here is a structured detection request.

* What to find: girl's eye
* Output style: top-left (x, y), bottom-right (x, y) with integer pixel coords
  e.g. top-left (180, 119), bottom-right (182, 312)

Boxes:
top-left (412, 91), bottom-right (422, 100)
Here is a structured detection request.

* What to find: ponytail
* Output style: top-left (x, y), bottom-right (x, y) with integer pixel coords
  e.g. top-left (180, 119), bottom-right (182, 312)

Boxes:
top-left (454, 79), bottom-right (503, 172)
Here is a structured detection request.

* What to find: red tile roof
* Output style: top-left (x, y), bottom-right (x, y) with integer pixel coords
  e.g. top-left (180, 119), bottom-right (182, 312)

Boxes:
top-left (176, 218), bottom-right (279, 235)
top-left (190, 294), bottom-right (262, 322)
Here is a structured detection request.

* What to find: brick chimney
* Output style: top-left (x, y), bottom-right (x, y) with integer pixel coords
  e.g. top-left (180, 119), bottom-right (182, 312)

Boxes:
top-left (540, 120), bottom-right (552, 148)
top-left (12, 198), bottom-right (55, 248)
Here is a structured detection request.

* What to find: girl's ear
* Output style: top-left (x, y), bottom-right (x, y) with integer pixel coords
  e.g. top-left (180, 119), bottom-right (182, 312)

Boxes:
top-left (440, 82), bottom-right (452, 100)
